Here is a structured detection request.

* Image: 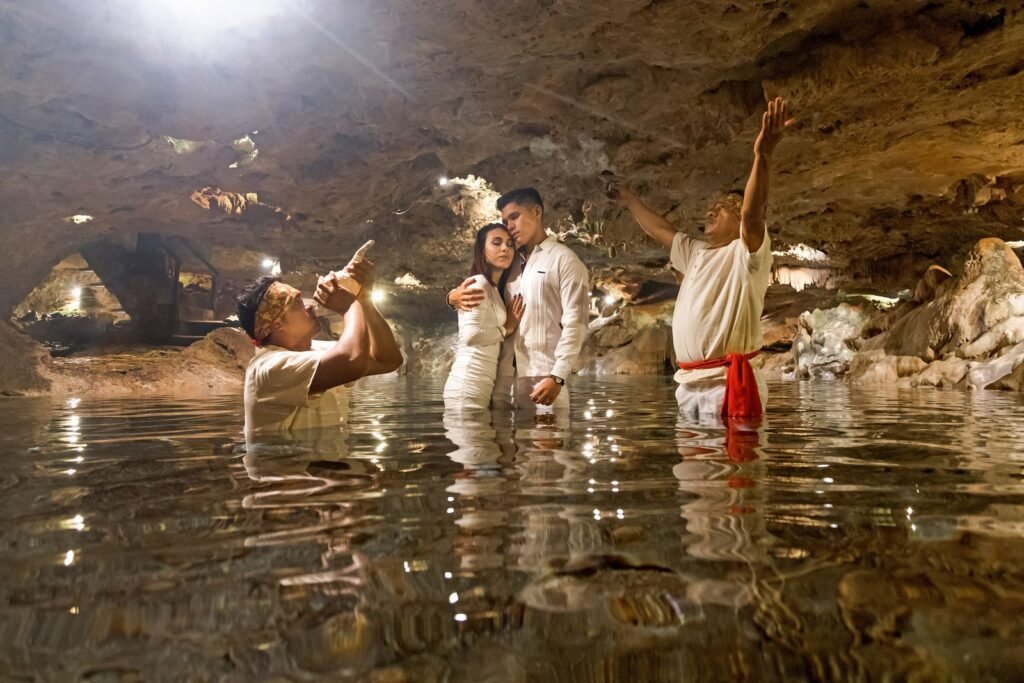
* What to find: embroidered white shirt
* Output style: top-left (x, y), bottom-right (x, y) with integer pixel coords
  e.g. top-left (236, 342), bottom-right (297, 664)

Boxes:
top-left (506, 235), bottom-right (591, 380)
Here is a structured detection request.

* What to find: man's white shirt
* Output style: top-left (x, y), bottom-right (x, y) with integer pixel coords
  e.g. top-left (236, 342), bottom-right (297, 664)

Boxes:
top-left (505, 235), bottom-right (591, 380)
top-left (670, 228), bottom-right (773, 386)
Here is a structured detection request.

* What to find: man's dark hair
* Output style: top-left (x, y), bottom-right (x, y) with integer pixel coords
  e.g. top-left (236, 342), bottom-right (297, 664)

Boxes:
top-left (496, 187), bottom-right (544, 214)
top-left (236, 276), bottom-right (278, 341)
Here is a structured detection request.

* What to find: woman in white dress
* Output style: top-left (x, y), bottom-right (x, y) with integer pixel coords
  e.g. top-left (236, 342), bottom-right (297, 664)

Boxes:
top-left (443, 223), bottom-right (524, 411)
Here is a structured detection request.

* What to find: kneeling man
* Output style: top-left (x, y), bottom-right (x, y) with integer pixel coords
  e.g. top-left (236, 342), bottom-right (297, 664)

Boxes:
top-left (237, 255), bottom-right (402, 437)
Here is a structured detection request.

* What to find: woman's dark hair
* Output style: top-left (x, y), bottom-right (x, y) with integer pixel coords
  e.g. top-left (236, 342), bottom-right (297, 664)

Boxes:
top-left (236, 276), bottom-right (278, 341)
top-left (470, 223), bottom-right (513, 297)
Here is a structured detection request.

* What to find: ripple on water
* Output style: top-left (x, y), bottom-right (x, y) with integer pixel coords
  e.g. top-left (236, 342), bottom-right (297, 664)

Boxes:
top-left (1, 378), bottom-right (1023, 681)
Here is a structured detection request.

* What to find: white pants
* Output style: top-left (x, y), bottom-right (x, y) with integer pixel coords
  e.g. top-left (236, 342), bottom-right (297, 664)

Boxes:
top-left (675, 369), bottom-right (767, 420)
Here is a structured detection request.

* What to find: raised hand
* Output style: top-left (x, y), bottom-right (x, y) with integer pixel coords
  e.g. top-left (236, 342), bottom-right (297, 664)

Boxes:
top-left (348, 259), bottom-right (376, 300)
top-left (504, 293), bottom-right (525, 336)
top-left (314, 276), bottom-right (356, 314)
top-left (753, 96), bottom-right (796, 159)
top-left (603, 177), bottom-right (636, 208)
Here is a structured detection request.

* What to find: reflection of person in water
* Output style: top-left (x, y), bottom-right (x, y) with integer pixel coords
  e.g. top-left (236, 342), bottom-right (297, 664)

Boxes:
top-left (443, 408), bottom-right (503, 470)
top-left (673, 414), bottom-right (769, 569)
top-left (442, 408), bottom-right (510, 570)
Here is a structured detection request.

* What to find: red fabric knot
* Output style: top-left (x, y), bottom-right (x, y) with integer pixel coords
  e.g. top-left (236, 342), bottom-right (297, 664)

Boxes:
top-left (678, 350), bottom-right (763, 419)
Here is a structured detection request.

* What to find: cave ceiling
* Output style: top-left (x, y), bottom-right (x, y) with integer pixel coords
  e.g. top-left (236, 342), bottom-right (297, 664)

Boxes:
top-left (1, 0), bottom-right (1023, 311)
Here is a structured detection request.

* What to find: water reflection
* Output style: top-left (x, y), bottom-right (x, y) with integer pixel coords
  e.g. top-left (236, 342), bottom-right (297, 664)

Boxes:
top-left (1, 379), bottom-right (1024, 680)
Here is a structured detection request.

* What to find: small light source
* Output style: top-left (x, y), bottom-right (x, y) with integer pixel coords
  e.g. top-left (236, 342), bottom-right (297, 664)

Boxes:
top-left (63, 550), bottom-right (76, 566)
top-left (438, 176), bottom-right (449, 187)
top-left (64, 215), bottom-right (94, 224)
top-left (603, 294), bottom-right (617, 305)
top-left (454, 613), bottom-right (467, 622)
top-left (371, 288), bottom-right (386, 303)
top-left (449, 592), bottom-right (459, 604)
top-left (262, 258), bottom-right (275, 268)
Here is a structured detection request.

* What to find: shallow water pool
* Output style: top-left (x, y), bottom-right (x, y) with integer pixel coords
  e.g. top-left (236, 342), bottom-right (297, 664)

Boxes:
top-left (1, 378), bottom-right (1023, 681)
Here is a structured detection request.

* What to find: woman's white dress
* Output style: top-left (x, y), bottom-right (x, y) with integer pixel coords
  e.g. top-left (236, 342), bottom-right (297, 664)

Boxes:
top-left (443, 275), bottom-right (507, 411)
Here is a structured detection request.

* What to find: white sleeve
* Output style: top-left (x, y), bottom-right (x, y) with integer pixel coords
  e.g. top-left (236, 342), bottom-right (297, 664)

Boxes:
top-left (252, 350), bottom-right (321, 407)
top-left (458, 276), bottom-right (504, 347)
top-left (550, 251), bottom-right (591, 380)
top-left (669, 232), bottom-right (695, 274)
top-left (746, 228), bottom-right (773, 274)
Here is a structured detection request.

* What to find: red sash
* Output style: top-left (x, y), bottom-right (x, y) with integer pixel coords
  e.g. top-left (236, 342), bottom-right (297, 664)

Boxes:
top-left (678, 351), bottom-right (763, 418)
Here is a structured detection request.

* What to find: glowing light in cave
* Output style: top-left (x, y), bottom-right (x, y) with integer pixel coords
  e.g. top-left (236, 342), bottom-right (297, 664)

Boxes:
top-left (262, 258), bottom-right (282, 276)
top-left (64, 215), bottom-right (94, 224)
top-left (438, 176), bottom-right (449, 187)
top-left (394, 273), bottom-right (424, 288)
top-left (371, 288), bottom-right (386, 303)
top-left (140, 0), bottom-right (284, 44)
top-left (772, 243), bottom-right (829, 263)
top-left (603, 294), bottom-right (617, 306)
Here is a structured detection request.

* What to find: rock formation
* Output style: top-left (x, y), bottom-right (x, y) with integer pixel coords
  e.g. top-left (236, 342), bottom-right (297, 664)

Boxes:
top-left (793, 238), bottom-right (1024, 391)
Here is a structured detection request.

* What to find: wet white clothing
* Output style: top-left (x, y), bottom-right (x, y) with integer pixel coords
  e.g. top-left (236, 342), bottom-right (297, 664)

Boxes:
top-left (670, 230), bottom-right (773, 416)
top-left (443, 274), bottom-right (507, 410)
top-left (244, 340), bottom-right (349, 437)
top-left (514, 375), bottom-right (570, 416)
top-left (506, 235), bottom-right (590, 382)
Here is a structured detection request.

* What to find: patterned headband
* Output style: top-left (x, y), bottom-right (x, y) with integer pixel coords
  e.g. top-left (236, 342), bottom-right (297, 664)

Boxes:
top-left (253, 281), bottom-right (302, 345)
top-left (712, 193), bottom-right (743, 217)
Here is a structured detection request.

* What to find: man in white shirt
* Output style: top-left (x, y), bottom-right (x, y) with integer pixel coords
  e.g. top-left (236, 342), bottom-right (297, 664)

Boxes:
top-left (448, 188), bottom-right (591, 412)
top-left (237, 255), bottom-right (403, 438)
top-left (608, 97), bottom-right (793, 419)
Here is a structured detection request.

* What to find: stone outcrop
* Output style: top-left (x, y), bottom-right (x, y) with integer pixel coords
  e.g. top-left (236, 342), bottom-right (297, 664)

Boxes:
top-left (794, 238), bottom-right (1024, 391)
top-left (578, 300), bottom-right (675, 376)
top-left (792, 304), bottom-right (871, 380)
top-left (0, 327), bottom-right (255, 397)
top-left (0, 322), bottom-right (52, 395)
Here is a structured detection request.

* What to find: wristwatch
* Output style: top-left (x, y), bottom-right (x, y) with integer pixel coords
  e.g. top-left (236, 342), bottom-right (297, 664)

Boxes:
top-left (549, 374), bottom-right (565, 386)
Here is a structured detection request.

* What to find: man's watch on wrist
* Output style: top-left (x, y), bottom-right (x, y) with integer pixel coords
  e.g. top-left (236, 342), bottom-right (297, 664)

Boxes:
top-left (549, 374), bottom-right (565, 386)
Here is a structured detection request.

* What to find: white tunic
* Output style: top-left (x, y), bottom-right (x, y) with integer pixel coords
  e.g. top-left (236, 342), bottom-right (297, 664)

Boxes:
top-left (243, 339), bottom-right (349, 438)
top-left (444, 274), bottom-right (507, 410)
top-left (670, 230), bottom-right (773, 414)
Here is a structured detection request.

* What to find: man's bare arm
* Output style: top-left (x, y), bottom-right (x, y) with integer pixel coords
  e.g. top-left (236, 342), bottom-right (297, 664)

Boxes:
top-left (608, 184), bottom-right (677, 251)
top-left (741, 97), bottom-right (794, 253)
top-left (309, 299), bottom-right (370, 393)
top-left (360, 297), bottom-right (403, 375)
